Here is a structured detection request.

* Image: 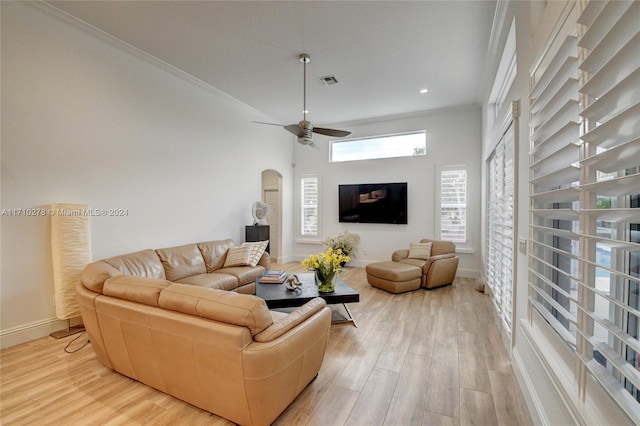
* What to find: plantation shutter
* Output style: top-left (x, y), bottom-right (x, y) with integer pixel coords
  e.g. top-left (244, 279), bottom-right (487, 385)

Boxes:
top-left (576, 0), bottom-right (640, 419)
top-left (486, 121), bottom-right (515, 337)
top-left (528, 22), bottom-right (580, 348)
top-left (440, 169), bottom-right (467, 243)
top-left (529, 0), bottom-right (640, 420)
top-left (301, 176), bottom-right (319, 236)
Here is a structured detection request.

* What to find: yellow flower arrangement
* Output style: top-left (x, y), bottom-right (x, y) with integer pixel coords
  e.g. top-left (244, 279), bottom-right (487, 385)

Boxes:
top-left (301, 247), bottom-right (350, 292)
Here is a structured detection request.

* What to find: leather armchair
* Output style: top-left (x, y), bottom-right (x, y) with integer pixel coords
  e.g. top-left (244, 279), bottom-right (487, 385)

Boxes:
top-left (392, 238), bottom-right (459, 289)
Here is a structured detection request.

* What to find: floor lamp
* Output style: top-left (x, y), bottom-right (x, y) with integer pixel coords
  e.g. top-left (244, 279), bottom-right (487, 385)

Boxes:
top-left (50, 203), bottom-right (92, 338)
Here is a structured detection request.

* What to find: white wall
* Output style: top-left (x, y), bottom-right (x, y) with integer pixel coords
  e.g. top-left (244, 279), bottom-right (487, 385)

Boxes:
top-left (291, 106), bottom-right (483, 277)
top-left (0, 2), bottom-right (293, 348)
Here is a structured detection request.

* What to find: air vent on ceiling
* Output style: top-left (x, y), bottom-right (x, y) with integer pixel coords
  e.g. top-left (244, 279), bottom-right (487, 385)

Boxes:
top-left (320, 75), bottom-right (339, 86)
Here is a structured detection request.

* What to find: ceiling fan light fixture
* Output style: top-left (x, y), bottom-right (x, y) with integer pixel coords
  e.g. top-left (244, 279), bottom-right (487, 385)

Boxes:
top-left (253, 53), bottom-right (350, 148)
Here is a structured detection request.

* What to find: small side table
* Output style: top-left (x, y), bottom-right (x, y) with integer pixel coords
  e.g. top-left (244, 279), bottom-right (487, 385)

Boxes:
top-left (245, 225), bottom-right (270, 253)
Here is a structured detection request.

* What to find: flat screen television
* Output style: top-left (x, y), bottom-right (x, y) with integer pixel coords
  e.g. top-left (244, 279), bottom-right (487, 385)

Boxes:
top-left (338, 182), bottom-right (407, 224)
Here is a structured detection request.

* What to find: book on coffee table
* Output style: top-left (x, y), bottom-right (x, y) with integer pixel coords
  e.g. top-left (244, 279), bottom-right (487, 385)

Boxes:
top-left (259, 270), bottom-right (287, 283)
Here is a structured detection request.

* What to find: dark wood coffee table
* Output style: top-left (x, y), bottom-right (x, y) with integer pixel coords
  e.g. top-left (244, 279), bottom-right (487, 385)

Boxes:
top-left (256, 272), bottom-right (360, 326)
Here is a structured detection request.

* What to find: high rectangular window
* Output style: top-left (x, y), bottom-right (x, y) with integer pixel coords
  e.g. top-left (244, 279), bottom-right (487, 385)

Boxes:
top-left (330, 131), bottom-right (426, 163)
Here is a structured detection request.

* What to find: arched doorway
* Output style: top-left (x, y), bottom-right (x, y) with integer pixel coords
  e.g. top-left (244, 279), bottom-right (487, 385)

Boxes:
top-left (261, 169), bottom-right (282, 263)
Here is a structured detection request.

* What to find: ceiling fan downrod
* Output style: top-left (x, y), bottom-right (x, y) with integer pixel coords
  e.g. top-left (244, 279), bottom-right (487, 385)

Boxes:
top-left (300, 53), bottom-right (310, 123)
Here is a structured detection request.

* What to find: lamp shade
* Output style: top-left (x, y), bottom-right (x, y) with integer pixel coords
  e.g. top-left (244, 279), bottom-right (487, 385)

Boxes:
top-left (50, 203), bottom-right (92, 320)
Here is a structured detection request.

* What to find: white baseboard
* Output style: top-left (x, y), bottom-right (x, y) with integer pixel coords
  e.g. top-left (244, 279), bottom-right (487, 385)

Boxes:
top-left (455, 267), bottom-right (480, 279)
top-left (511, 346), bottom-right (547, 426)
top-left (0, 317), bottom-right (70, 349)
top-left (280, 256), bottom-right (480, 279)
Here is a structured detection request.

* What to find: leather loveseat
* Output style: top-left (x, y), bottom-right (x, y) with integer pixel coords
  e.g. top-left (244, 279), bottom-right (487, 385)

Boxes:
top-left (77, 239), bottom-right (332, 426)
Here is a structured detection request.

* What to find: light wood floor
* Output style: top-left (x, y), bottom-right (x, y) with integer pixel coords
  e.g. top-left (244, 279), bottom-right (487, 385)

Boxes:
top-left (0, 264), bottom-right (533, 426)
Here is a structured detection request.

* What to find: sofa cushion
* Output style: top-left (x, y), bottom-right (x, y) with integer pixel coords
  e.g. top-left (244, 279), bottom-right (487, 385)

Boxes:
top-left (156, 244), bottom-right (206, 281)
top-left (399, 258), bottom-right (428, 270)
top-left (158, 284), bottom-right (272, 335)
top-left (103, 275), bottom-right (173, 307)
top-left (104, 249), bottom-right (166, 280)
top-left (176, 272), bottom-right (239, 291)
top-left (218, 265), bottom-right (266, 286)
top-left (408, 242), bottom-right (432, 259)
top-left (197, 239), bottom-right (235, 273)
top-left (223, 246), bottom-right (251, 267)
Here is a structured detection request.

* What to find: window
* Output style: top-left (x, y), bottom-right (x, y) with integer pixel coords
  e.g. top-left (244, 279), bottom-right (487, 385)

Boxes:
top-left (330, 130), bottom-right (426, 163)
top-left (486, 122), bottom-right (515, 337)
top-left (528, 1), bottom-right (640, 421)
top-left (488, 18), bottom-right (517, 128)
top-left (439, 167), bottom-right (467, 244)
top-left (300, 175), bottom-right (319, 237)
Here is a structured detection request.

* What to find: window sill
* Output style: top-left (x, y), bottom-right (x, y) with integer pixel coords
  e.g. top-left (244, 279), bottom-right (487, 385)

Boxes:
top-left (455, 247), bottom-right (474, 254)
top-left (296, 239), bottom-right (324, 245)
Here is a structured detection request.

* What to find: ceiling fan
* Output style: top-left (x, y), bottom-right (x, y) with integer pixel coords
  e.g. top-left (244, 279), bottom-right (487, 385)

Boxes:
top-left (254, 53), bottom-right (351, 149)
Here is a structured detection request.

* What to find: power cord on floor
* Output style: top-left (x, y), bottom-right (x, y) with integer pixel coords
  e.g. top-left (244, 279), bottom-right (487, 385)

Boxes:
top-left (64, 331), bottom-right (90, 353)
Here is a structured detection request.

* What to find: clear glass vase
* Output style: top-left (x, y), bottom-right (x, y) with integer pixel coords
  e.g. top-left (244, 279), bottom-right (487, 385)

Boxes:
top-left (315, 269), bottom-right (336, 293)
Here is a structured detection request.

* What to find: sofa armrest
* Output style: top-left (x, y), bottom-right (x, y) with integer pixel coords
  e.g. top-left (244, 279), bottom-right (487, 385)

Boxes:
top-left (424, 255), bottom-right (459, 289)
top-left (429, 253), bottom-right (455, 262)
top-left (258, 251), bottom-right (271, 269)
top-left (81, 261), bottom-right (122, 294)
top-left (254, 298), bottom-right (326, 342)
top-left (392, 249), bottom-right (410, 262)
top-left (241, 304), bottom-right (331, 426)
top-left (421, 252), bottom-right (456, 274)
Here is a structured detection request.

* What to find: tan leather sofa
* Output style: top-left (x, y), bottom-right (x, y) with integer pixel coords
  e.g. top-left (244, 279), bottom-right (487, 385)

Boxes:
top-left (366, 238), bottom-right (459, 293)
top-left (78, 239), bottom-right (332, 426)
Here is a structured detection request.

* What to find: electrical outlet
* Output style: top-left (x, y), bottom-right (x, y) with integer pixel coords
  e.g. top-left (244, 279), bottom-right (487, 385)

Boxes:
top-left (519, 237), bottom-right (527, 254)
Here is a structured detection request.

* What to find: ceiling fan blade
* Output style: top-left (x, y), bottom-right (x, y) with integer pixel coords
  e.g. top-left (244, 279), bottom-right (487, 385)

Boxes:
top-left (312, 127), bottom-right (351, 137)
top-left (309, 141), bottom-right (320, 150)
top-left (252, 121), bottom-right (284, 127)
top-left (284, 124), bottom-right (304, 136)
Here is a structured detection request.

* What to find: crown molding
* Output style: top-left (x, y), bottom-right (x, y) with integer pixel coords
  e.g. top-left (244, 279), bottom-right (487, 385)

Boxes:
top-left (326, 103), bottom-right (480, 129)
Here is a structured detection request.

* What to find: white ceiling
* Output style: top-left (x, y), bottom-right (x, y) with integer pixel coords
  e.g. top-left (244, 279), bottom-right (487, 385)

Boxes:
top-left (48, 1), bottom-right (496, 127)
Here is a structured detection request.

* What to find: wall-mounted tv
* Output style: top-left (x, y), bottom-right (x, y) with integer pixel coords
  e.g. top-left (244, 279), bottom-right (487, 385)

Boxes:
top-left (338, 182), bottom-right (407, 224)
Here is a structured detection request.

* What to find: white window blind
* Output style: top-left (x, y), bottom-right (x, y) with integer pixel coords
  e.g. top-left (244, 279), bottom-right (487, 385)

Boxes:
top-left (528, 24), bottom-right (580, 350)
top-left (529, 0), bottom-right (640, 420)
top-left (440, 168), bottom-right (467, 244)
top-left (301, 175), bottom-right (319, 237)
top-left (487, 124), bottom-right (515, 337)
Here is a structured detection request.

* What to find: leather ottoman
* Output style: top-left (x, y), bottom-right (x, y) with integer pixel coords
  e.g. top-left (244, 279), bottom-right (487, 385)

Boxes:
top-left (365, 261), bottom-right (422, 293)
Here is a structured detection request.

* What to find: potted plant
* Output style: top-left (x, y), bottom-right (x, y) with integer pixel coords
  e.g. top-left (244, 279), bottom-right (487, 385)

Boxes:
top-left (301, 247), bottom-right (350, 293)
top-left (323, 231), bottom-right (361, 264)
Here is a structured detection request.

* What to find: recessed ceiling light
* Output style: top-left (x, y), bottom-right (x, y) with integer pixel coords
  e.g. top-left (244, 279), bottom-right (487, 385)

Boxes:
top-left (419, 88), bottom-right (429, 94)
